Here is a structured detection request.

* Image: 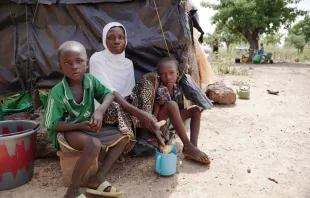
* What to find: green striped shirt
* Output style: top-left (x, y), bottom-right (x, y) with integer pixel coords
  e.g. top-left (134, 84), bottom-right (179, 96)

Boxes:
top-left (44, 74), bottom-right (112, 150)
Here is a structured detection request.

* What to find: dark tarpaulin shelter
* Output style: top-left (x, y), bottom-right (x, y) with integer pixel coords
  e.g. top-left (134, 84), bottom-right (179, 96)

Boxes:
top-left (0, 0), bottom-right (212, 110)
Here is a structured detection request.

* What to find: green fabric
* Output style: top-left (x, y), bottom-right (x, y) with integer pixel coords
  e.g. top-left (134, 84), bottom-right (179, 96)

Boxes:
top-left (39, 93), bottom-right (48, 108)
top-left (266, 52), bottom-right (272, 60)
top-left (0, 93), bottom-right (34, 113)
top-left (252, 54), bottom-right (262, 64)
top-left (0, 106), bottom-right (4, 121)
top-left (43, 74), bottom-right (113, 150)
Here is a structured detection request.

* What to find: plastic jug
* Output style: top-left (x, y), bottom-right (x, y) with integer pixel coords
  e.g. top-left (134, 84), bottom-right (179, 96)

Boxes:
top-left (236, 85), bottom-right (250, 99)
top-left (155, 145), bottom-right (177, 176)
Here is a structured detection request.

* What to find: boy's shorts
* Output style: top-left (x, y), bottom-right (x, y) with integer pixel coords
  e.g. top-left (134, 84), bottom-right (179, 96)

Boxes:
top-left (57, 125), bottom-right (130, 153)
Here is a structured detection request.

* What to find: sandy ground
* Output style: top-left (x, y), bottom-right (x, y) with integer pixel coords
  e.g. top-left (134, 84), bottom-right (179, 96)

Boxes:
top-left (1, 63), bottom-right (310, 198)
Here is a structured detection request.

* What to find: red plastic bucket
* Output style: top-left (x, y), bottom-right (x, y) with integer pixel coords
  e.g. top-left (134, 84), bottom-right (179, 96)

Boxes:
top-left (0, 120), bottom-right (40, 190)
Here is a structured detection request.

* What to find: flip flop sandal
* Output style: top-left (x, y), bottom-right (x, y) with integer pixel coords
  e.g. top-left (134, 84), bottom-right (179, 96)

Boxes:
top-left (86, 181), bottom-right (124, 197)
top-left (184, 154), bottom-right (211, 165)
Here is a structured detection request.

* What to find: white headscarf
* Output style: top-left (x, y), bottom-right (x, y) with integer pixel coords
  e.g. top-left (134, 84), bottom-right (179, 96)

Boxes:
top-left (90, 22), bottom-right (135, 102)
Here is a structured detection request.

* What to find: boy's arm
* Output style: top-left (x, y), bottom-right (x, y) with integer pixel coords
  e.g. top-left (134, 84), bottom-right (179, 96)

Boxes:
top-left (90, 93), bottom-right (114, 131)
top-left (95, 93), bottom-right (114, 115)
top-left (91, 74), bottom-right (115, 131)
top-left (53, 121), bottom-right (92, 132)
top-left (44, 94), bottom-right (96, 132)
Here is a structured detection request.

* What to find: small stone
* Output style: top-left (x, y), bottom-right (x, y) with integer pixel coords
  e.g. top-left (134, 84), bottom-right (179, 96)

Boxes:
top-left (247, 168), bottom-right (251, 173)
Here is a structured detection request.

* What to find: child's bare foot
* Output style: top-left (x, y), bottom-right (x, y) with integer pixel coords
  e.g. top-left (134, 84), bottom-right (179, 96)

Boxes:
top-left (183, 143), bottom-right (210, 165)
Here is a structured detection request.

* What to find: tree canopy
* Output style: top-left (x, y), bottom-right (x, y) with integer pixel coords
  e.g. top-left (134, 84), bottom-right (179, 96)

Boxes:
top-left (285, 34), bottom-right (306, 53)
top-left (289, 16), bottom-right (310, 43)
top-left (261, 33), bottom-right (284, 46)
top-left (201, 0), bottom-right (306, 58)
top-left (203, 25), bottom-right (246, 52)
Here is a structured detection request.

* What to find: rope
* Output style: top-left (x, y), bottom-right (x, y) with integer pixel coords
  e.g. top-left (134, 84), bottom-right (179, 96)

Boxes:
top-left (9, 3), bottom-right (16, 25)
top-left (25, 4), bottom-right (34, 90)
top-left (154, 0), bottom-right (191, 82)
top-left (32, 0), bottom-right (40, 24)
top-left (153, 0), bottom-right (171, 57)
top-left (178, 58), bottom-right (188, 82)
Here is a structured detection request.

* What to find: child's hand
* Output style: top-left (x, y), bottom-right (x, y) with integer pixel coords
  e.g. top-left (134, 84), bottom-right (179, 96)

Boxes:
top-left (156, 96), bottom-right (167, 105)
top-left (78, 121), bottom-right (97, 132)
top-left (90, 111), bottom-right (103, 132)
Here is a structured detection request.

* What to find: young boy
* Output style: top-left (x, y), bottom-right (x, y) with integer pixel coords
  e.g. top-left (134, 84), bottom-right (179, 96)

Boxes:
top-left (153, 57), bottom-right (210, 165)
top-left (44, 41), bottom-right (121, 198)
top-left (44, 41), bottom-right (163, 198)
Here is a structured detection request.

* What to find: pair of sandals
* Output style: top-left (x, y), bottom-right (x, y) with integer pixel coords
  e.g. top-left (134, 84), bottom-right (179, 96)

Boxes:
top-left (77, 181), bottom-right (123, 198)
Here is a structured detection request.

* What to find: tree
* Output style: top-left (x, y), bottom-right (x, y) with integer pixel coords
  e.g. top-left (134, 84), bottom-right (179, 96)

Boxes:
top-left (285, 34), bottom-right (306, 53)
top-left (261, 33), bottom-right (284, 46)
top-left (203, 33), bottom-right (219, 47)
top-left (289, 16), bottom-right (310, 43)
top-left (201, 0), bottom-right (306, 59)
top-left (215, 25), bottom-right (247, 52)
top-left (203, 26), bottom-right (246, 52)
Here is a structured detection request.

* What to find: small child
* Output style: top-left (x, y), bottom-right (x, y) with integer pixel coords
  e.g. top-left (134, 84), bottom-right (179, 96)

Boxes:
top-left (153, 57), bottom-right (210, 165)
top-left (44, 41), bottom-right (126, 198)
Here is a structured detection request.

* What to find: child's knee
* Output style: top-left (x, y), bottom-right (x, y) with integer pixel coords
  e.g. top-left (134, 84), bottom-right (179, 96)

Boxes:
top-left (85, 137), bottom-right (101, 157)
top-left (166, 101), bottom-right (179, 110)
top-left (191, 106), bottom-right (201, 117)
top-left (119, 137), bottom-right (129, 147)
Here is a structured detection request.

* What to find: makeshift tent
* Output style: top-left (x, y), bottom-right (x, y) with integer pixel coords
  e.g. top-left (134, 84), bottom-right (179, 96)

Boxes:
top-left (0, 0), bottom-right (212, 111)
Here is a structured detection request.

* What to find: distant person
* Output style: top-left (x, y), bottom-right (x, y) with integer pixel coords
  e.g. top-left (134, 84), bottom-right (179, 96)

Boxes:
top-left (213, 39), bottom-right (219, 53)
top-left (258, 43), bottom-right (264, 55)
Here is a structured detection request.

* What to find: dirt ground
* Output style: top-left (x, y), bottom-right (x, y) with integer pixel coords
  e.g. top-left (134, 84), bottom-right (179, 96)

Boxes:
top-left (1, 63), bottom-right (310, 198)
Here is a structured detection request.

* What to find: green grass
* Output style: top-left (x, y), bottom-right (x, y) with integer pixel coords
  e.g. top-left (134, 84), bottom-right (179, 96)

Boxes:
top-left (211, 48), bottom-right (249, 76)
top-left (264, 46), bottom-right (310, 62)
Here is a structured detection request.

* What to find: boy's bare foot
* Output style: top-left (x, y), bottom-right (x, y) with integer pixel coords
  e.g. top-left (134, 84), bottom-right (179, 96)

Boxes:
top-left (183, 143), bottom-right (210, 165)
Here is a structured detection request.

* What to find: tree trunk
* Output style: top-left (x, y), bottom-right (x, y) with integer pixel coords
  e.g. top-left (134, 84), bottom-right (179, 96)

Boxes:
top-left (226, 43), bottom-right (230, 53)
top-left (244, 31), bottom-right (259, 62)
